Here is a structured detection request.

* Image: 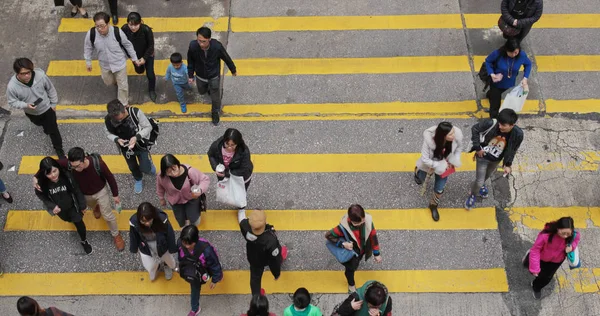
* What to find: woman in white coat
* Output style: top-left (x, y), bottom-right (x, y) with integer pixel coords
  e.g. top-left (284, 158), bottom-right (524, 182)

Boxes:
top-left (414, 122), bottom-right (463, 221)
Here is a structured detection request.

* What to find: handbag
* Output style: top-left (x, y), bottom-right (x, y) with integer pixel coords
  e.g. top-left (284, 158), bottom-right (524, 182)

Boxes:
top-left (215, 175), bottom-right (247, 208)
top-left (567, 232), bottom-right (581, 269)
top-left (187, 173), bottom-right (207, 212)
top-left (498, 16), bottom-right (521, 37)
top-left (326, 225), bottom-right (359, 263)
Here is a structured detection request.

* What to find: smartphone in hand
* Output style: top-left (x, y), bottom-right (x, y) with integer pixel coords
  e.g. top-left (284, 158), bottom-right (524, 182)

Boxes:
top-left (32, 98), bottom-right (43, 107)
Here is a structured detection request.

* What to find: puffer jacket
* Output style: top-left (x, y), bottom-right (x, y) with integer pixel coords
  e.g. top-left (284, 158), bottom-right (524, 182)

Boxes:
top-left (416, 126), bottom-right (463, 175)
top-left (501, 0), bottom-right (544, 28)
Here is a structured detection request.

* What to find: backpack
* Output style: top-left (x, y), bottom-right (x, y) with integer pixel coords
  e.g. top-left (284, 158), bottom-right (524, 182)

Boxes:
top-left (477, 53), bottom-right (502, 92)
top-left (128, 107), bottom-right (159, 149)
top-left (89, 26), bottom-right (130, 57)
top-left (179, 240), bottom-right (212, 284)
top-left (66, 153), bottom-right (104, 179)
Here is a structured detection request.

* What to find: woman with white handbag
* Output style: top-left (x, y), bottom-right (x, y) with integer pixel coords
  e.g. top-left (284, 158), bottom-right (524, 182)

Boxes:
top-left (524, 216), bottom-right (580, 299)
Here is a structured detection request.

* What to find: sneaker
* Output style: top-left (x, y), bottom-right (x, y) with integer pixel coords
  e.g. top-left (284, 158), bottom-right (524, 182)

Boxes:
top-left (281, 245), bottom-right (288, 261)
top-left (181, 104), bottom-right (187, 113)
top-left (532, 283), bottom-right (541, 299)
top-left (112, 15), bottom-right (119, 25)
top-left (348, 285), bottom-right (357, 293)
top-left (413, 167), bottom-right (423, 185)
top-left (429, 204), bottom-right (440, 222)
top-left (464, 194), bottom-right (476, 211)
top-left (81, 240), bottom-right (93, 255)
top-left (211, 112), bottom-right (220, 126)
top-left (92, 204), bottom-right (101, 219)
top-left (113, 234), bottom-right (125, 252)
top-left (187, 309), bottom-right (201, 316)
top-left (164, 265), bottom-right (173, 280)
top-left (134, 180), bottom-right (143, 194)
top-left (1, 192), bottom-right (13, 204)
top-left (479, 186), bottom-right (489, 199)
top-left (149, 91), bottom-right (157, 102)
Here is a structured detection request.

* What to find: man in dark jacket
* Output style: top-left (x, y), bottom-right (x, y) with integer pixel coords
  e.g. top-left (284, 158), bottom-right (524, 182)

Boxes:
top-left (465, 109), bottom-right (523, 210)
top-left (501, 0), bottom-right (543, 42)
top-left (238, 209), bottom-right (287, 295)
top-left (187, 26), bottom-right (237, 126)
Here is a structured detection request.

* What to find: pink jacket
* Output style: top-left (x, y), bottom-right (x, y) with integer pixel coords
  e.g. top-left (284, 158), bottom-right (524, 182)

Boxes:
top-left (529, 230), bottom-right (581, 274)
top-left (156, 165), bottom-right (210, 205)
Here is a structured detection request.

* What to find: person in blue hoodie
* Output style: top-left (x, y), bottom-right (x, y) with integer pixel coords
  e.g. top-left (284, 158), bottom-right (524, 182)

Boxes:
top-left (484, 38), bottom-right (532, 118)
top-left (165, 52), bottom-right (191, 113)
top-left (178, 225), bottom-right (223, 316)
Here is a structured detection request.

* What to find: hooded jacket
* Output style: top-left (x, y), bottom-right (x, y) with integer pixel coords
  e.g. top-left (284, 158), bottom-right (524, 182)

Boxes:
top-left (187, 38), bottom-right (236, 80)
top-left (177, 237), bottom-right (224, 283)
top-left (470, 118), bottom-right (523, 167)
top-left (416, 125), bottom-right (463, 175)
top-left (6, 68), bottom-right (58, 116)
top-left (529, 224), bottom-right (581, 274)
top-left (129, 211), bottom-right (177, 257)
top-left (335, 280), bottom-right (392, 316)
top-left (207, 136), bottom-right (254, 180)
top-left (156, 164), bottom-right (210, 205)
top-left (501, 0), bottom-right (544, 28)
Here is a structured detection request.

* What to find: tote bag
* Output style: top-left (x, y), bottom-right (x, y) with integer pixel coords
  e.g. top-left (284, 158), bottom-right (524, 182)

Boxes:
top-left (500, 85), bottom-right (528, 113)
top-left (326, 225), bottom-right (359, 263)
top-left (215, 175), bottom-right (247, 208)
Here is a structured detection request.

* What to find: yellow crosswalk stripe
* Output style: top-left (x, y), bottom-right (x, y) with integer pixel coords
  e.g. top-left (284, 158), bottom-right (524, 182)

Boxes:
top-left (557, 268), bottom-right (600, 293)
top-left (4, 208), bottom-right (498, 231)
top-left (0, 269), bottom-right (509, 295)
top-left (58, 17), bottom-right (229, 32)
top-left (509, 206), bottom-right (600, 229)
top-left (17, 152), bottom-right (600, 175)
top-left (545, 99), bottom-right (600, 114)
top-left (57, 14), bottom-right (600, 33)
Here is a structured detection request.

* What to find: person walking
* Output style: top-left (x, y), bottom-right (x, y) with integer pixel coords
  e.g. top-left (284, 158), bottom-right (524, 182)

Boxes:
top-left (207, 128), bottom-right (253, 208)
top-left (187, 26), bottom-right (237, 125)
top-left (104, 99), bottom-right (157, 193)
top-left (157, 154), bottom-right (210, 228)
top-left (484, 39), bottom-right (531, 118)
top-left (85, 12), bottom-right (139, 107)
top-left (240, 295), bottom-right (277, 316)
top-left (331, 280), bottom-right (392, 316)
top-left (326, 204), bottom-right (382, 293)
top-left (238, 209), bottom-right (287, 296)
top-left (34, 157), bottom-right (92, 254)
top-left (178, 225), bottom-right (223, 316)
top-left (17, 296), bottom-right (74, 316)
top-left (7, 58), bottom-right (65, 158)
top-left (465, 109), bottom-right (523, 210)
top-left (414, 122), bottom-right (463, 221)
top-left (129, 202), bottom-right (178, 281)
top-left (122, 12), bottom-right (157, 102)
top-left (284, 287), bottom-right (323, 316)
top-left (165, 52), bottom-right (191, 113)
top-left (524, 217), bottom-right (580, 299)
top-left (500, 0), bottom-right (543, 42)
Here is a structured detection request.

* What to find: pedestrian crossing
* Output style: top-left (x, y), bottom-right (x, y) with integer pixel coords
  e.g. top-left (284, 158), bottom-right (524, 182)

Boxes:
top-left (2, 2), bottom-right (600, 314)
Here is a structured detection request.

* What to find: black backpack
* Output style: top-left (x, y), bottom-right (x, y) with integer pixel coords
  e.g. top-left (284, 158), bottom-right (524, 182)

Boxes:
top-left (66, 153), bottom-right (103, 178)
top-left (128, 107), bottom-right (159, 149)
top-left (179, 242), bottom-right (210, 284)
top-left (477, 53), bottom-right (502, 92)
top-left (89, 26), bottom-right (130, 58)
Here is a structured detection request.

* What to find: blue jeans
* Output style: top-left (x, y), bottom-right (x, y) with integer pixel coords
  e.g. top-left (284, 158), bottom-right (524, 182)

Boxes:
top-left (416, 169), bottom-right (448, 194)
top-left (0, 178), bottom-right (6, 193)
top-left (173, 82), bottom-right (192, 106)
top-left (190, 281), bottom-right (201, 312)
top-left (120, 146), bottom-right (154, 181)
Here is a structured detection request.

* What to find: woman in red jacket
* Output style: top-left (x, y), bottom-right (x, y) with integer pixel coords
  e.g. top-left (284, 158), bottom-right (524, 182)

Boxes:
top-left (524, 217), bottom-right (580, 299)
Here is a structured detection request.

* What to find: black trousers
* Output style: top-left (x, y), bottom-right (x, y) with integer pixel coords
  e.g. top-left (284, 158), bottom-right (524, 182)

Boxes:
top-left (54, 0), bottom-right (82, 6)
top-left (249, 256), bottom-right (282, 295)
top-left (342, 254), bottom-right (364, 286)
top-left (523, 253), bottom-right (563, 292)
top-left (108, 0), bottom-right (118, 15)
top-left (25, 109), bottom-right (63, 151)
top-left (133, 56), bottom-right (156, 92)
top-left (73, 220), bottom-right (87, 241)
top-left (487, 85), bottom-right (508, 119)
top-left (195, 77), bottom-right (221, 114)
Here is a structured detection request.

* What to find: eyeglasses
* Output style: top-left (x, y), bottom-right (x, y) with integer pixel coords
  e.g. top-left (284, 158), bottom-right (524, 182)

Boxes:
top-left (69, 161), bottom-right (85, 170)
top-left (224, 143), bottom-right (237, 149)
top-left (95, 24), bottom-right (108, 30)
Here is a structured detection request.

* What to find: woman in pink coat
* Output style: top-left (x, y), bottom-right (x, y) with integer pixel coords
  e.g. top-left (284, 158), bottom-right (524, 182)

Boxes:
top-left (525, 217), bottom-right (580, 299)
top-left (157, 154), bottom-right (210, 228)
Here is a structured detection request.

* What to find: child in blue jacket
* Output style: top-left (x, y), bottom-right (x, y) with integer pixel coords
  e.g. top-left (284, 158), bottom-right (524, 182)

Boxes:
top-left (165, 52), bottom-right (191, 113)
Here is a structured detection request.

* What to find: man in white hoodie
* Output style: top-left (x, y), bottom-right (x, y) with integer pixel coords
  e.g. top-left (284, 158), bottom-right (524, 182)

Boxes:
top-left (6, 58), bottom-right (65, 158)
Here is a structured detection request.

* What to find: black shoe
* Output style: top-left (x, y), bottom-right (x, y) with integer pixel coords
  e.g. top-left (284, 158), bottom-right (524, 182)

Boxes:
top-left (112, 15), bottom-right (119, 25)
top-left (211, 112), bottom-right (220, 126)
top-left (82, 12), bottom-right (89, 18)
top-left (0, 161), bottom-right (4, 171)
top-left (81, 240), bottom-right (93, 255)
top-left (414, 167), bottom-right (423, 185)
top-left (429, 204), bottom-right (439, 221)
top-left (2, 192), bottom-right (13, 204)
top-left (149, 91), bottom-right (157, 102)
top-left (532, 288), bottom-right (541, 299)
top-left (56, 148), bottom-right (66, 159)
top-left (71, 11), bottom-right (77, 17)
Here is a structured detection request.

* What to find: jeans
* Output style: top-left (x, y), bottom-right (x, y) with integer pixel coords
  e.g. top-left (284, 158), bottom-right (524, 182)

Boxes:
top-left (190, 281), bottom-right (202, 312)
top-left (0, 178), bottom-right (6, 193)
top-left (195, 76), bottom-right (221, 114)
top-left (470, 157), bottom-right (500, 195)
top-left (172, 198), bottom-right (201, 228)
top-left (133, 57), bottom-right (156, 92)
top-left (249, 255), bottom-right (282, 295)
top-left (173, 82), bottom-right (192, 106)
top-left (120, 146), bottom-right (154, 181)
top-left (488, 85), bottom-right (508, 119)
top-left (25, 108), bottom-right (63, 151)
top-left (416, 169), bottom-right (449, 194)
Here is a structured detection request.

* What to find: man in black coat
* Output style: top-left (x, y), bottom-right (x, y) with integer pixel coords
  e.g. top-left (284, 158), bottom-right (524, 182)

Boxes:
top-left (187, 27), bottom-right (237, 126)
top-left (501, 0), bottom-right (543, 42)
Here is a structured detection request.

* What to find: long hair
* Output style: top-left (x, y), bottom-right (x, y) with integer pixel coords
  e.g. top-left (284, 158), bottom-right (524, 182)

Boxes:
top-left (246, 295), bottom-right (270, 316)
top-left (136, 202), bottom-right (167, 233)
top-left (160, 154), bottom-right (181, 178)
top-left (222, 128), bottom-right (246, 153)
top-left (37, 157), bottom-right (69, 193)
top-left (432, 122), bottom-right (453, 160)
top-left (541, 217), bottom-right (575, 244)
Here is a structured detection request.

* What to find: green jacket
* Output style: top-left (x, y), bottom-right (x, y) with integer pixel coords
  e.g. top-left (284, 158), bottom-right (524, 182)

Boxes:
top-left (284, 304), bottom-right (322, 316)
top-left (355, 281), bottom-right (389, 316)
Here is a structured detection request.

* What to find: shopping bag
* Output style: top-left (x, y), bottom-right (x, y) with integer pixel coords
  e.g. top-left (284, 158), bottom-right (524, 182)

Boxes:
top-left (567, 232), bottom-right (581, 269)
top-left (215, 175), bottom-right (247, 208)
top-left (325, 225), bottom-right (358, 263)
top-left (500, 85), bottom-right (528, 113)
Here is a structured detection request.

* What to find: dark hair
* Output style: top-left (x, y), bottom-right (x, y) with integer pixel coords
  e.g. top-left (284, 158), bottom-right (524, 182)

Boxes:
top-left (36, 157), bottom-right (69, 194)
top-left (433, 122), bottom-right (453, 160)
top-left (67, 147), bottom-right (86, 163)
top-left (542, 217), bottom-right (575, 244)
top-left (196, 26), bottom-right (211, 38)
top-left (127, 12), bottom-right (142, 25)
top-left (497, 109), bottom-right (518, 125)
top-left (501, 38), bottom-right (521, 56)
top-left (365, 282), bottom-right (387, 307)
top-left (13, 58), bottom-right (34, 74)
top-left (93, 12), bottom-right (110, 24)
top-left (246, 295), bottom-right (270, 316)
top-left (17, 296), bottom-right (40, 316)
top-left (170, 52), bottom-right (183, 64)
top-left (292, 287), bottom-right (311, 309)
top-left (348, 204), bottom-right (365, 223)
top-left (181, 225), bottom-right (199, 245)
top-left (222, 128), bottom-right (246, 151)
top-left (107, 99), bottom-right (126, 117)
top-left (136, 202), bottom-right (167, 233)
top-left (160, 154), bottom-right (181, 177)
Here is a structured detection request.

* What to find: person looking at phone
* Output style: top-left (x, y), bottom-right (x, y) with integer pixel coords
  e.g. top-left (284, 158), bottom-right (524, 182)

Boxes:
top-left (6, 58), bottom-right (66, 158)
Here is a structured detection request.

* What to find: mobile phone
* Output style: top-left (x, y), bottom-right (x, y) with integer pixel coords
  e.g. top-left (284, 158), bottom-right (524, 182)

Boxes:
top-left (32, 98), bottom-right (43, 107)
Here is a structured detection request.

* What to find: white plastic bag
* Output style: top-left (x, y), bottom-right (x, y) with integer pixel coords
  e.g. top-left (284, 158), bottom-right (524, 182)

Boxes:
top-left (500, 85), bottom-right (528, 113)
top-left (215, 175), bottom-right (247, 208)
